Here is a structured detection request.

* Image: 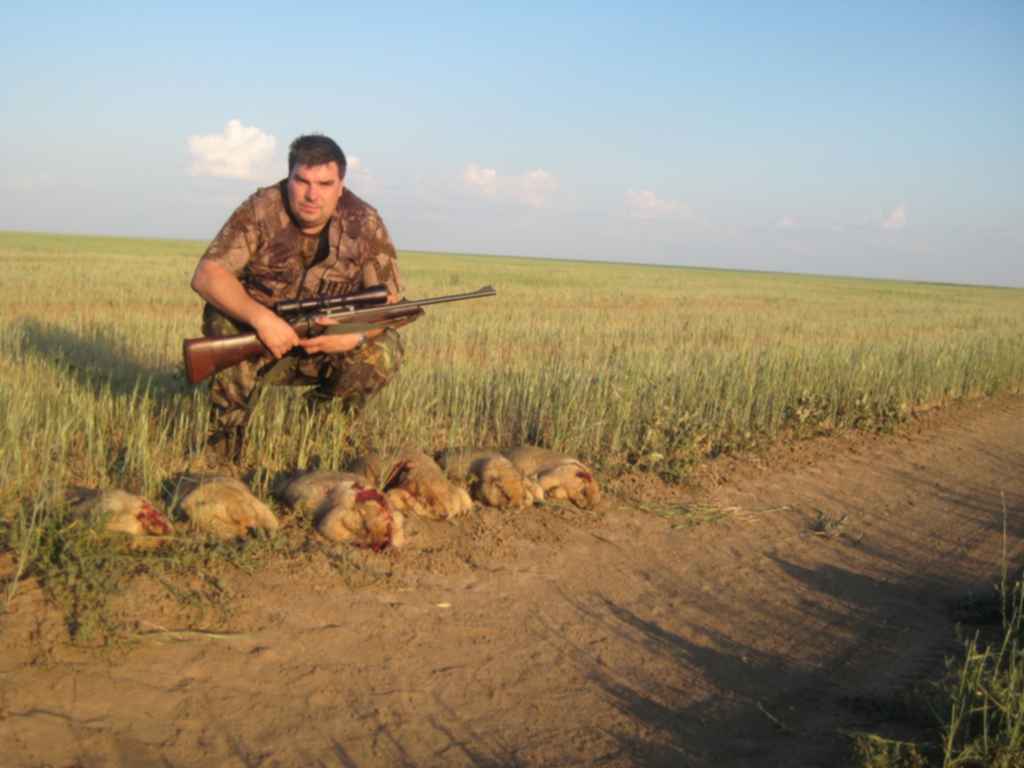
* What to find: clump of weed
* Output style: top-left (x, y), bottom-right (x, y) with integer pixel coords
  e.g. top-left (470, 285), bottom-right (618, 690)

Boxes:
top-left (2, 489), bottom-right (313, 645)
top-left (938, 575), bottom-right (1024, 766)
top-left (852, 570), bottom-right (1024, 767)
top-left (24, 500), bottom-right (144, 643)
top-left (808, 509), bottom-right (848, 538)
top-left (854, 734), bottom-right (928, 768)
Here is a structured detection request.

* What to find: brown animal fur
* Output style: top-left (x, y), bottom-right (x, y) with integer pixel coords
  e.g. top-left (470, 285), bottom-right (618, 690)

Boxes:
top-left (282, 471), bottom-right (404, 550)
top-left (280, 470), bottom-right (369, 516)
top-left (436, 448), bottom-right (544, 509)
top-left (317, 486), bottom-right (405, 550)
top-left (504, 446), bottom-right (601, 509)
top-left (346, 455), bottom-right (385, 487)
top-left (179, 477), bottom-right (279, 540)
top-left (383, 487), bottom-right (429, 518)
top-left (382, 450), bottom-right (472, 520)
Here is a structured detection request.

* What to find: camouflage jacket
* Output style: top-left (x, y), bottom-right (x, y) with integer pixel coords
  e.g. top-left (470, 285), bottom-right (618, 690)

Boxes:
top-left (199, 182), bottom-right (402, 308)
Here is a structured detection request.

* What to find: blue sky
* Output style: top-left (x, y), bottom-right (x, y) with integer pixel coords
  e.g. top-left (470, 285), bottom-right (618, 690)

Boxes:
top-left (2, 1), bottom-right (1021, 286)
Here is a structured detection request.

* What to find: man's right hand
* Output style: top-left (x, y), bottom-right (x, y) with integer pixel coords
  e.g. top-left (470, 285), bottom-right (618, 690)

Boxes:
top-left (191, 260), bottom-right (300, 359)
top-left (252, 310), bottom-right (300, 359)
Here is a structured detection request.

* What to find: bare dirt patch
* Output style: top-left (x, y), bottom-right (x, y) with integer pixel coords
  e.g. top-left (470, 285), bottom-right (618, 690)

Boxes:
top-left (1, 396), bottom-right (1022, 767)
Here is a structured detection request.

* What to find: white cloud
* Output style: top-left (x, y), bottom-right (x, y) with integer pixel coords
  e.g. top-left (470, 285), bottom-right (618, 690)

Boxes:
top-left (625, 188), bottom-right (692, 220)
top-left (339, 155), bottom-right (379, 194)
top-left (462, 163), bottom-right (558, 207)
top-left (882, 204), bottom-right (907, 231)
top-left (463, 163), bottom-right (499, 197)
top-left (517, 169), bottom-right (558, 208)
top-left (188, 119), bottom-right (277, 180)
top-left (346, 155), bottom-right (372, 180)
top-left (777, 215), bottom-right (798, 230)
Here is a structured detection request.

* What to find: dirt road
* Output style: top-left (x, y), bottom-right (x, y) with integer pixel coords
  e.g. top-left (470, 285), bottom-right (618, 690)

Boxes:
top-left (2, 397), bottom-right (1022, 767)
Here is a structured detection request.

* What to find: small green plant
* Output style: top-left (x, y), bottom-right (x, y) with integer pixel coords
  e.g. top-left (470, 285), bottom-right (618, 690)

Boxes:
top-left (854, 734), bottom-right (927, 768)
top-left (852, 565), bottom-right (1024, 767)
top-left (28, 505), bottom-right (142, 642)
top-left (938, 575), bottom-right (1024, 767)
top-left (808, 509), bottom-right (848, 537)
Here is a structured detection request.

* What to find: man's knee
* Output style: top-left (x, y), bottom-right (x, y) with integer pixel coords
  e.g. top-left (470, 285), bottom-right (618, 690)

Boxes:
top-left (362, 327), bottom-right (405, 381)
top-left (320, 328), bottom-right (405, 399)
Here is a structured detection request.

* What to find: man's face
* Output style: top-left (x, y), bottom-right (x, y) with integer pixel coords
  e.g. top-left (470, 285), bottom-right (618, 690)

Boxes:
top-left (286, 162), bottom-right (344, 232)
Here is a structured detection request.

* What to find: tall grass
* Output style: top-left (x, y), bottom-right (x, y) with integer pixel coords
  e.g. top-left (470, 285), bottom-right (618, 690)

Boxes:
top-left (1, 230), bottom-right (1022, 503)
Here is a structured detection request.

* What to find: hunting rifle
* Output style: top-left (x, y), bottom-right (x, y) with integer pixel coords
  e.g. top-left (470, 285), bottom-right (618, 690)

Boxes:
top-left (183, 285), bottom-right (496, 385)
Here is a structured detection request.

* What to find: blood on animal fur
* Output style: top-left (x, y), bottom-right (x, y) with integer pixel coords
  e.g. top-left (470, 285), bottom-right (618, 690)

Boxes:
top-left (136, 502), bottom-right (172, 535)
top-left (577, 471), bottom-right (593, 482)
top-left (356, 488), bottom-right (387, 507)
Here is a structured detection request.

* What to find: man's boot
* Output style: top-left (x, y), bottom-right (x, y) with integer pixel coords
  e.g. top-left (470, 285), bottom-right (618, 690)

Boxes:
top-left (205, 424), bottom-right (246, 465)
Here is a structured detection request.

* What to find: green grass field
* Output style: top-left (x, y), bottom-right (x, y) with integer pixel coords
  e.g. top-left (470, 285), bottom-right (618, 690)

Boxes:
top-left (2, 229), bottom-right (1023, 506)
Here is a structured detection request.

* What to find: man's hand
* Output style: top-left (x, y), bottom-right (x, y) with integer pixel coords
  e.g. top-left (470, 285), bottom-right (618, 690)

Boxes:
top-left (192, 260), bottom-right (301, 359)
top-left (253, 311), bottom-right (301, 359)
top-left (298, 318), bottom-right (385, 355)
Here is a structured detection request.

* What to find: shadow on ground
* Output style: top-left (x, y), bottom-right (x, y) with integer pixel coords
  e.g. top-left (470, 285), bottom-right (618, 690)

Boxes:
top-left (538, 555), bottom-right (996, 767)
top-left (15, 318), bottom-right (188, 400)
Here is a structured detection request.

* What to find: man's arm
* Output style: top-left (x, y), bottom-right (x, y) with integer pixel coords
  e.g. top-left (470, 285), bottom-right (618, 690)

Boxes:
top-left (191, 193), bottom-right (308, 360)
top-left (191, 260), bottom-right (300, 359)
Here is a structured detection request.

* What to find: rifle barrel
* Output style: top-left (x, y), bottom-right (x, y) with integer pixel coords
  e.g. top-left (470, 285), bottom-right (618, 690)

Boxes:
top-left (404, 285), bottom-right (496, 307)
top-left (321, 285), bottom-right (496, 320)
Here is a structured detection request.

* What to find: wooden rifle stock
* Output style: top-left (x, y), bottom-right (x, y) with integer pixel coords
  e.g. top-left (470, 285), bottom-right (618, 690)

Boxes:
top-left (183, 332), bottom-right (270, 386)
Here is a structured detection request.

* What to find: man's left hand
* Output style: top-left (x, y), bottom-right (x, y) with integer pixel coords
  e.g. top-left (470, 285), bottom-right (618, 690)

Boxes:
top-left (298, 320), bottom-right (384, 355)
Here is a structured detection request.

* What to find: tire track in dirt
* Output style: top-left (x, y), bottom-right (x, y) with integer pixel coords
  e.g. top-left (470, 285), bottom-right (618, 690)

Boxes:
top-left (1, 397), bottom-right (1021, 767)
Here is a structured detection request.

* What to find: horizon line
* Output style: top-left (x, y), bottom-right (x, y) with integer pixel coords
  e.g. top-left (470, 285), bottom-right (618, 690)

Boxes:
top-left (1, 228), bottom-right (1019, 292)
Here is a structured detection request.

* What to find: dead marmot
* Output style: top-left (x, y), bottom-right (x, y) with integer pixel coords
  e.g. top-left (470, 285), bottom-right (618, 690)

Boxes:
top-left (504, 446), bottom-right (601, 509)
top-left (281, 470), bottom-right (404, 550)
top-left (178, 477), bottom-right (280, 540)
top-left (381, 450), bottom-right (472, 520)
top-left (72, 489), bottom-right (173, 546)
top-left (279, 470), bottom-right (369, 516)
top-left (436, 448), bottom-right (544, 509)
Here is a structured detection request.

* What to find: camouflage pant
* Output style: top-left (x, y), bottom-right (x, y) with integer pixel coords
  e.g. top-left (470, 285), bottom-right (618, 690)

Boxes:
top-left (202, 305), bottom-right (404, 437)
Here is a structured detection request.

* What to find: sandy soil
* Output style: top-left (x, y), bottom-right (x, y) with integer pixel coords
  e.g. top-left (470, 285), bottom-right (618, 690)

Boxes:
top-left (1, 396), bottom-right (1022, 768)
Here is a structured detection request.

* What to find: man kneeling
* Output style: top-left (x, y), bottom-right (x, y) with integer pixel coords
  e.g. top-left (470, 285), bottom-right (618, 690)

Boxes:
top-left (190, 134), bottom-right (405, 460)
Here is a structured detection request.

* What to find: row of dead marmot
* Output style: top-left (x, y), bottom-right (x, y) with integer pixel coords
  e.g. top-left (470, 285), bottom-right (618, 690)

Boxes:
top-left (72, 446), bottom-right (600, 553)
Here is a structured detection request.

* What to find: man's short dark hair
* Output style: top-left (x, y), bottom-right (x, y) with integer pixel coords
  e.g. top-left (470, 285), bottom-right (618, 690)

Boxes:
top-left (288, 134), bottom-right (347, 178)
